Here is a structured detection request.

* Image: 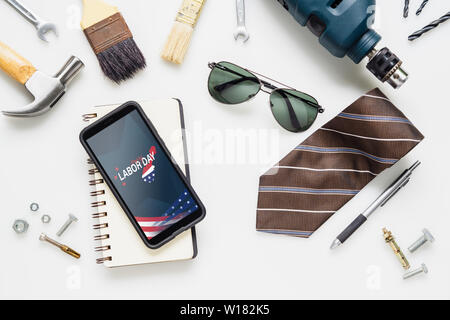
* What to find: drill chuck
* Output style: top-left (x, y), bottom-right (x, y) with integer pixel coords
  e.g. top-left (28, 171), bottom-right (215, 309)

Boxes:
top-left (366, 47), bottom-right (408, 89)
top-left (276, 0), bottom-right (408, 89)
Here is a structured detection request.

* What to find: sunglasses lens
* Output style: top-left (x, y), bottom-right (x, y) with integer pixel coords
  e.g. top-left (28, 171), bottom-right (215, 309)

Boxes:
top-left (208, 62), bottom-right (261, 104)
top-left (270, 89), bottom-right (319, 132)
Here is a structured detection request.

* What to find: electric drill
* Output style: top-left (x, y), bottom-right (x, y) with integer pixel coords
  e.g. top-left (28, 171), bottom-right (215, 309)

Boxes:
top-left (276, 0), bottom-right (408, 89)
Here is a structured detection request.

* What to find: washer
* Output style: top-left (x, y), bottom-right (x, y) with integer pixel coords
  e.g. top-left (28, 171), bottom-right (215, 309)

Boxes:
top-left (30, 202), bottom-right (39, 212)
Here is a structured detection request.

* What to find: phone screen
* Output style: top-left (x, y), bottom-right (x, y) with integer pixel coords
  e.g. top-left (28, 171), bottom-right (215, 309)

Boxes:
top-left (86, 109), bottom-right (199, 241)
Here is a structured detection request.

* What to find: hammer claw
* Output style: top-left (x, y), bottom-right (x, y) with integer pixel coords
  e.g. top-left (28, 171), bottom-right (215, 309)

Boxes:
top-left (2, 91), bottom-right (65, 117)
top-left (1, 56), bottom-right (84, 118)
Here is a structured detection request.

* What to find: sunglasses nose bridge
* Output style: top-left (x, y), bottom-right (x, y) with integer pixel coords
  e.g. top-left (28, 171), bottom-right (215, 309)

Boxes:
top-left (260, 88), bottom-right (272, 95)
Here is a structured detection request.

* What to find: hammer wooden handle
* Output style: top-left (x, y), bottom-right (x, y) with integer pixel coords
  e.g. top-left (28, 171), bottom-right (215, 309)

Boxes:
top-left (0, 41), bottom-right (36, 85)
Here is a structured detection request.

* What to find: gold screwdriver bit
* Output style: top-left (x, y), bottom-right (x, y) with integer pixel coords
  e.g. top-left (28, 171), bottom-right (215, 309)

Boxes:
top-left (39, 233), bottom-right (81, 259)
top-left (383, 228), bottom-right (409, 270)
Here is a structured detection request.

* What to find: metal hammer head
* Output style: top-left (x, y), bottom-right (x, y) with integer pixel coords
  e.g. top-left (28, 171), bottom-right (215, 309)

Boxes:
top-left (2, 56), bottom-right (84, 117)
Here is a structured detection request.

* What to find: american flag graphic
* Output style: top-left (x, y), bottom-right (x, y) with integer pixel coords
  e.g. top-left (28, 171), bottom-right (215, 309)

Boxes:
top-left (135, 190), bottom-right (198, 239)
top-left (142, 146), bottom-right (157, 184)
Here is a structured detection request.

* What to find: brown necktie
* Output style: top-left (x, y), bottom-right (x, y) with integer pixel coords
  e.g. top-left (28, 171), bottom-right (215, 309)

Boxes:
top-left (256, 88), bottom-right (424, 237)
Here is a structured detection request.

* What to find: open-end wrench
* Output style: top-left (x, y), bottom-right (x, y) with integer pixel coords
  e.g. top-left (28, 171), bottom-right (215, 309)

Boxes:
top-left (4, 0), bottom-right (58, 42)
top-left (234, 0), bottom-right (249, 42)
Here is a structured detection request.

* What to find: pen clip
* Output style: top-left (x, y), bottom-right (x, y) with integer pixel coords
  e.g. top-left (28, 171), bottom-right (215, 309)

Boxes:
top-left (380, 178), bottom-right (410, 207)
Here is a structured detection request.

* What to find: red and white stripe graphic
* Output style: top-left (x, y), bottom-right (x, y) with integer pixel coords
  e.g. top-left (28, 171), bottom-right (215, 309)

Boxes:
top-left (135, 214), bottom-right (185, 239)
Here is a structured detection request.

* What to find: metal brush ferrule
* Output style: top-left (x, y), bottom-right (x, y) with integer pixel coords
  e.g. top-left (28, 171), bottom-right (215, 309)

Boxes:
top-left (175, 0), bottom-right (206, 27)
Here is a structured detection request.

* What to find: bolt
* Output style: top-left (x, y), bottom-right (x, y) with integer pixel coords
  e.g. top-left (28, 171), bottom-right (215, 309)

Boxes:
top-left (56, 214), bottom-right (78, 237)
top-left (408, 228), bottom-right (434, 253)
top-left (12, 219), bottom-right (29, 233)
top-left (383, 228), bottom-right (410, 270)
top-left (403, 263), bottom-right (428, 280)
top-left (39, 233), bottom-right (80, 259)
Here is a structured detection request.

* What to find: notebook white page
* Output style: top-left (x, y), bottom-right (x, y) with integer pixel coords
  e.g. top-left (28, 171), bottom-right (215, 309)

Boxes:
top-left (86, 99), bottom-right (195, 268)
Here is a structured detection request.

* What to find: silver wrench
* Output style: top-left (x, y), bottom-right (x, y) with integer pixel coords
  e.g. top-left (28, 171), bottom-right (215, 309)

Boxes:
top-left (4, 0), bottom-right (58, 42)
top-left (234, 0), bottom-right (249, 42)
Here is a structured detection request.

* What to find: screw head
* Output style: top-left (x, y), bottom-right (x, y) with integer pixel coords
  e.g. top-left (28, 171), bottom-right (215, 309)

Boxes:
top-left (69, 214), bottom-right (78, 222)
top-left (39, 233), bottom-right (47, 241)
top-left (13, 219), bottom-right (29, 233)
top-left (422, 229), bottom-right (435, 243)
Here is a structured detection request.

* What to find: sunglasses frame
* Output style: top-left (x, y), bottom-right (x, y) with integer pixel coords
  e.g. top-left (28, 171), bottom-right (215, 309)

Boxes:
top-left (208, 61), bottom-right (324, 111)
top-left (207, 61), bottom-right (324, 132)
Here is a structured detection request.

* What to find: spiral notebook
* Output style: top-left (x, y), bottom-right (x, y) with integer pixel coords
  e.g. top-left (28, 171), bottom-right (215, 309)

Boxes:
top-left (83, 98), bottom-right (197, 267)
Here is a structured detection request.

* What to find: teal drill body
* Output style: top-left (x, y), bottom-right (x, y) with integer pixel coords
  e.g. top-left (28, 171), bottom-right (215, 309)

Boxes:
top-left (278, 0), bottom-right (381, 63)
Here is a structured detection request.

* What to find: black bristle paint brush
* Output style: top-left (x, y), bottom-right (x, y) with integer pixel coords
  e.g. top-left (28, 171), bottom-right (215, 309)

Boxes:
top-left (81, 0), bottom-right (146, 83)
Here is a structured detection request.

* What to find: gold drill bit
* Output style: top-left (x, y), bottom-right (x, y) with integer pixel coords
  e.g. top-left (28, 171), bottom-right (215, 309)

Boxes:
top-left (383, 228), bottom-right (409, 270)
top-left (39, 233), bottom-right (81, 259)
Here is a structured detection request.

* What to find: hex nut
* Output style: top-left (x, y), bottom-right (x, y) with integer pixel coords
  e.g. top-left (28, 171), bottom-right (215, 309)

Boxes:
top-left (13, 219), bottom-right (29, 233)
top-left (41, 215), bottom-right (51, 224)
top-left (30, 203), bottom-right (39, 212)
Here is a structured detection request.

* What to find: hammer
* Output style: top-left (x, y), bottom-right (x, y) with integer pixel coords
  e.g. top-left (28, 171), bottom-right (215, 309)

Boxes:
top-left (0, 41), bottom-right (84, 117)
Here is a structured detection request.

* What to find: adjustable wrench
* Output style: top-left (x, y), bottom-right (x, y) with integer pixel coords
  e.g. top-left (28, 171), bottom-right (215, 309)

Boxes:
top-left (234, 0), bottom-right (249, 42)
top-left (4, 0), bottom-right (58, 42)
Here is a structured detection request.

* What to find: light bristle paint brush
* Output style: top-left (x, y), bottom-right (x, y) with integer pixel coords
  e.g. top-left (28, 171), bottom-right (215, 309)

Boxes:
top-left (162, 0), bottom-right (207, 64)
top-left (81, 0), bottom-right (146, 83)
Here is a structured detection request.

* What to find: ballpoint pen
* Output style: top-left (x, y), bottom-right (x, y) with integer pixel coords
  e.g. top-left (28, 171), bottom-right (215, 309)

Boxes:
top-left (330, 161), bottom-right (421, 250)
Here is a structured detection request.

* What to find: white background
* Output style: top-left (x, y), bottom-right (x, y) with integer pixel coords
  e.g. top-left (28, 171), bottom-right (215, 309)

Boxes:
top-left (0, 0), bottom-right (449, 300)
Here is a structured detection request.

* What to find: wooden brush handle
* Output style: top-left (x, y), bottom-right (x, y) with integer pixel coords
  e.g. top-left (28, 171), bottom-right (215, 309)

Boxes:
top-left (81, 0), bottom-right (118, 29)
top-left (0, 41), bottom-right (36, 85)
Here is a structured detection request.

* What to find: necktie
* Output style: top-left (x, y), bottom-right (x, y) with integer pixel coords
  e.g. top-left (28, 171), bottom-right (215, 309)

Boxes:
top-left (256, 88), bottom-right (424, 238)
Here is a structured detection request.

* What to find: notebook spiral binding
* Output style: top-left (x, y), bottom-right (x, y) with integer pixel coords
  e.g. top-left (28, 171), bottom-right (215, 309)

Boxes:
top-left (91, 201), bottom-right (107, 208)
top-left (85, 113), bottom-right (113, 265)
top-left (89, 168), bottom-right (100, 175)
top-left (92, 211), bottom-right (107, 219)
top-left (95, 245), bottom-right (111, 252)
top-left (89, 179), bottom-right (104, 186)
top-left (83, 113), bottom-right (98, 122)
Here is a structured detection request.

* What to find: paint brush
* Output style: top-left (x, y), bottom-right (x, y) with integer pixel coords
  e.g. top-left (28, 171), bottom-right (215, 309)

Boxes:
top-left (161, 0), bottom-right (207, 64)
top-left (81, 0), bottom-right (146, 83)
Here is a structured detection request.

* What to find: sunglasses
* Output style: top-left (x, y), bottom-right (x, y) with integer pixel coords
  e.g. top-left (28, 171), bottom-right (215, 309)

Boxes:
top-left (207, 61), bottom-right (324, 132)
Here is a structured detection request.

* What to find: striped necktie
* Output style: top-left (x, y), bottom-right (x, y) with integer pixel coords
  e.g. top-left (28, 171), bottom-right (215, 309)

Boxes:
top-left (256, 88), bottom-right (424, 238)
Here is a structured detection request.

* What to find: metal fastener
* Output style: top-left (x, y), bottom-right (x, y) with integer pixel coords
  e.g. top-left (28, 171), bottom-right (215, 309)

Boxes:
top-left (408, 228), bottom-right (434, 253)
top-left (39, 233), bottom-right (81, 259)
top-left (56, 214), bottom-right (78, 237)
top-left (403, 263), bottom-right (428, 280)
top-left (383, 228), bottom-right (410, 270)
top-left (30, 202), bottom-right (39, 212)
top-left (41, 214), bottom-right (51, 224)
top-left (13, 219), bottom-right (29, 233)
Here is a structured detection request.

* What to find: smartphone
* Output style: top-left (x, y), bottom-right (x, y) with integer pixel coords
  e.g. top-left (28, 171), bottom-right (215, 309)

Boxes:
top-left (80, 101), bottom-right (206, 249)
